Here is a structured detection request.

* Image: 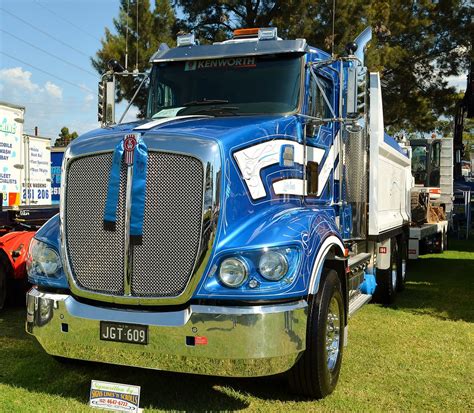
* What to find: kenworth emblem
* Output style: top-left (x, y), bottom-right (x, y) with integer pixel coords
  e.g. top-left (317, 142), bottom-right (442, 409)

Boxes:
top-left (124, 133), bottom-right (138, 165)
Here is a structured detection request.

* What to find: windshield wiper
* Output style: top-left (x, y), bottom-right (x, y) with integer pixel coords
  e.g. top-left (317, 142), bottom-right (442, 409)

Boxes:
top-left (183, 99), bottom-right (229, 106)
top-left (192, 106), bottom-right (240, 116)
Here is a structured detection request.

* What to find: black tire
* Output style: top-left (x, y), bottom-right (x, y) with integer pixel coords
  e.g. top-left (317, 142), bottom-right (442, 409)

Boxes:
top-left (288, 269), bottom-right (345, 399)
top-left (397, 237), bottom-right (408, 292)
top-left (373, 239), bottom-right (398, 304)
top-left (0, 265), bottom-right (7, 311)
top-left (437, 232), bottom-right (444, 253)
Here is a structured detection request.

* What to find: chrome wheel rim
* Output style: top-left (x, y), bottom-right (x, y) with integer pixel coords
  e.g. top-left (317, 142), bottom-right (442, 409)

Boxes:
top-left (391, 247), bottom-right (398, 290)
top-left (326, 296), bottom-right (341, 371)
top-left (401, 259), bottom-right (407, 281)
top-left (391, 262), bottom-right (397, 290)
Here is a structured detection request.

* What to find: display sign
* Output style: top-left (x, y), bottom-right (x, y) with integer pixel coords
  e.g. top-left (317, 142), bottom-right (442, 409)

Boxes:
top-left (21, 136), bottom-right (52, 205)
top-left (89, 380), bottom-right (141, 412)
top-left (50, 150), bottom-right (64, 204)
top-left (0, 105), bottom-right (23, 207)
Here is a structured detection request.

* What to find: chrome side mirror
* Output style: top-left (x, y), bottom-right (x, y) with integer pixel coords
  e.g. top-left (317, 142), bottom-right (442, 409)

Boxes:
top-left (98, 77), bottom-right (116, 126)
top-left (346, 64), bottom-right (366, 120)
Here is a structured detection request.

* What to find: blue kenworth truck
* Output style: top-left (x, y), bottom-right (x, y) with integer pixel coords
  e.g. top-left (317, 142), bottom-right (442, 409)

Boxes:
top-left (26, 27), bottom-right (412, 398)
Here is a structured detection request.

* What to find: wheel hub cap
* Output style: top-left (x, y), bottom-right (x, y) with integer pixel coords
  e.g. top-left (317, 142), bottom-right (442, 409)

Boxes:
top-left (326, 296), bottom-right (341, 371)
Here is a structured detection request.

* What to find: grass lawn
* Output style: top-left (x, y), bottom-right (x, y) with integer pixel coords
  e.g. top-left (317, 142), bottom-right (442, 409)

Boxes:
top-left (0, 238), bottom-right (473, 412)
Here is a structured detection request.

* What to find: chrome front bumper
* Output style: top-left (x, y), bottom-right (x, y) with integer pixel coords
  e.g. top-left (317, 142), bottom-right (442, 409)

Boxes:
top-left (26, 288), bottom-right (308, 377)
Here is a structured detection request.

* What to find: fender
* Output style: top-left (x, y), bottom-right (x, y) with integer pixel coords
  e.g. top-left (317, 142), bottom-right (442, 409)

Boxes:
top-left (308, 234), bottom-right (345, 296)
top-left (0, 231), bottom-right (36, 279)
top-left (195, 205), bottom-right (344, 300)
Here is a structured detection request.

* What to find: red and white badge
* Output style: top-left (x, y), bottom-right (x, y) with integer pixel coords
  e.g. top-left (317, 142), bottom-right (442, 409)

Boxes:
top-left (124, 133), bottom-right (138, 165)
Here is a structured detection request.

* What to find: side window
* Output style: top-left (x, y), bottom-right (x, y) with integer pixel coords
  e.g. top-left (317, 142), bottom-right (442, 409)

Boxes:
top-left (158, 82), bottom-right (175, 108)
top-left (432, 141), bottom-right (441, 169)
top-left (309, 74), bottom-right (334, 119)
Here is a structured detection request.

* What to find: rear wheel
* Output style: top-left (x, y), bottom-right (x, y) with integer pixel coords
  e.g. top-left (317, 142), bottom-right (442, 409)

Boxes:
top-left (373, 239), bottom-right (398, 304)
top-left (288, 269), bottom-right (344, 398)
top-left (0, 265), bottom-right (7, 310)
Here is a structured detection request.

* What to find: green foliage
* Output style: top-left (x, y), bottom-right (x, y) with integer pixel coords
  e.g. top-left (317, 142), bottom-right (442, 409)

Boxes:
top-left (95, 1), bottom-right (471, 130)
top-left (175, 1), bottom-right (310, 43)
top-left (177, 0), bottom-right (472, 132)
top-left (91, 0), bottom-right (175, 116)
top-left (54, 126), bottom-right (78, 147)
top-left (462, 117), bottom-right (474, 160)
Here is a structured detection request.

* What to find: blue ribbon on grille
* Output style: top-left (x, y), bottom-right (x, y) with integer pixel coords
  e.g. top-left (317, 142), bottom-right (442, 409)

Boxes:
top-left (130, 138), bottom-right (148, 244)
top-left (103, 135), bottom-right (148, 245)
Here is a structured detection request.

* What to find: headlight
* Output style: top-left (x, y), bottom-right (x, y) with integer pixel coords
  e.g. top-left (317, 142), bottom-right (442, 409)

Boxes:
top-left (218, 257), bottom-right (248, 288)
top-left (26, 239), bottom-right (62, 278)
top-left (258, 251), bottom-right (288, 281)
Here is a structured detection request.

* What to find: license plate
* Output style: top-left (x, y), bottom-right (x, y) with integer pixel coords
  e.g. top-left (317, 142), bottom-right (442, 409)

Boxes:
top-left (100, 321), bottom-right (148, 345)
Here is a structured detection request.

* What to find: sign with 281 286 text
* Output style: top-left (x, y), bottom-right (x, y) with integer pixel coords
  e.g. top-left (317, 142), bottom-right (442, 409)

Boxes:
top-left (89, 380), bottom-right (141, 412)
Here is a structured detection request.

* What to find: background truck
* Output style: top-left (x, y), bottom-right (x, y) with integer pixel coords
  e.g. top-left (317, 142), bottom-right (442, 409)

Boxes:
top-left (407, 137), bottom-right (453, 258)
top-left (0, 102), bottom-right (53, 207)
top-left (27, 27), bottom-right (415, 399)
top-left (0, 101), bottom-right (59, 309)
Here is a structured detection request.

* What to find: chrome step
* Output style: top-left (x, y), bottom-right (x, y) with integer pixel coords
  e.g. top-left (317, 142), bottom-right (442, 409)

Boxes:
top-left (348, 293), bottom-right (372, 317)
top-left (348, 252), bottom-right (371, 271)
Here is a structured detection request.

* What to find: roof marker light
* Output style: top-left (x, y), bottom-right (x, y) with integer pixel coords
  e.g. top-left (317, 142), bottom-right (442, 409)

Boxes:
top-left (177, 33), bottom-right (196, 47)
top-left (233, 28), bottom-right (260, 37)
top-left (258, 27), bottom-right (278, 40)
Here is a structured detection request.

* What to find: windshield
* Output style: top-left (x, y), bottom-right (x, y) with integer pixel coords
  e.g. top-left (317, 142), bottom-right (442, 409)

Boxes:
top-left (146, 54), bottom-right (302, 118)
top-left (412, 146), bottom-right (427, 185)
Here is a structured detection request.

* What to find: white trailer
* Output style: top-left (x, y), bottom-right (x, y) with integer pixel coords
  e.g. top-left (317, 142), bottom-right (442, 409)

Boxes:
top-left (21, 134), bottom-right (53, 206)
top-left (0, 101), bottom-right (25, 207)
top-left (0, 102), bottom-right (52, 208)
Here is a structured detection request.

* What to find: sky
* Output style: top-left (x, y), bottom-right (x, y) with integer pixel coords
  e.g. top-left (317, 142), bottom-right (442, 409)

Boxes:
top-left (0, 0), bottom-right (469, 142)
top-left (0, 0), bottom-right (137, 140)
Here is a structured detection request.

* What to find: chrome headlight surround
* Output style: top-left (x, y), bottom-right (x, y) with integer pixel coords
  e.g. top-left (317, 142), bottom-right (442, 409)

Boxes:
top-left (218, 257), bottom-right (249, 288)
top-left (27, 238), bottom-right (62, 280)
top-left (258, 251), bottom-right (289, 281)
top-left (204, 246), bottom-right (301, 294)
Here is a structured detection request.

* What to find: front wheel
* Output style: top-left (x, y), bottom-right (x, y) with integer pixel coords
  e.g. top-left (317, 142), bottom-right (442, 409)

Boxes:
top-left (288, 269), bottom-right (345, 398)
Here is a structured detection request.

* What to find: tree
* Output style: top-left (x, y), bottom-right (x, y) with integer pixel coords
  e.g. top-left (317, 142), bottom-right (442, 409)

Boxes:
top-left (176, 0), bottom-right (472, 132)
top-left (175, 0), bottom-right (310, 43)
top-left (54, 127), bottom-right (78, 147)
top-left (92, 0), bottom-right (175, 116)
top-left (462, 118), bottom-right (474, 161)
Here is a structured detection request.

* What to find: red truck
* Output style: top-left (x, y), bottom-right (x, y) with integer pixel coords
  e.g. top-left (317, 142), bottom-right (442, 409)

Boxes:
top-left (0, 206), bottom-right (58, 309)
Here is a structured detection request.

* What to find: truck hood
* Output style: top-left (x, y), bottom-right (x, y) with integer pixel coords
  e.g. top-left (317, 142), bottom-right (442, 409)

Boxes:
top-left (72, 114), bottom-right (299, 150)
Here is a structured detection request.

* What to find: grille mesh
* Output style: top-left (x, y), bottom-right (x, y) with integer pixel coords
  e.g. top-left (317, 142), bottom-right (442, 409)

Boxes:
top-left (65, 151), bottom-right (204, 298)
top-left (132, 152), bottom-right (204, 297)
top-left (66, 153), bottom-right (126, 294)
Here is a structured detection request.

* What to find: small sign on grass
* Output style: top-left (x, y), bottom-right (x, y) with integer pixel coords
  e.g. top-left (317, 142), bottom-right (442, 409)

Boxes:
top-left (89, 380), bottom-right (141, 412)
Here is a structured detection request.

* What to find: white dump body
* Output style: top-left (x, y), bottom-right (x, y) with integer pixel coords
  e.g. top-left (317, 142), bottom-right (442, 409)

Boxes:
top-left (368, 73), bottom-right (412, 236)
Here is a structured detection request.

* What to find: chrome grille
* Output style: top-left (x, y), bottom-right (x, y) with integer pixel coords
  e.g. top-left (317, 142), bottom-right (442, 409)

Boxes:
top-left (65, 150), bottom-right (204, 298)
top-left (132, 152), bottom-right (204, 297)
top-left (65, 153), bottom-right (126, 294)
